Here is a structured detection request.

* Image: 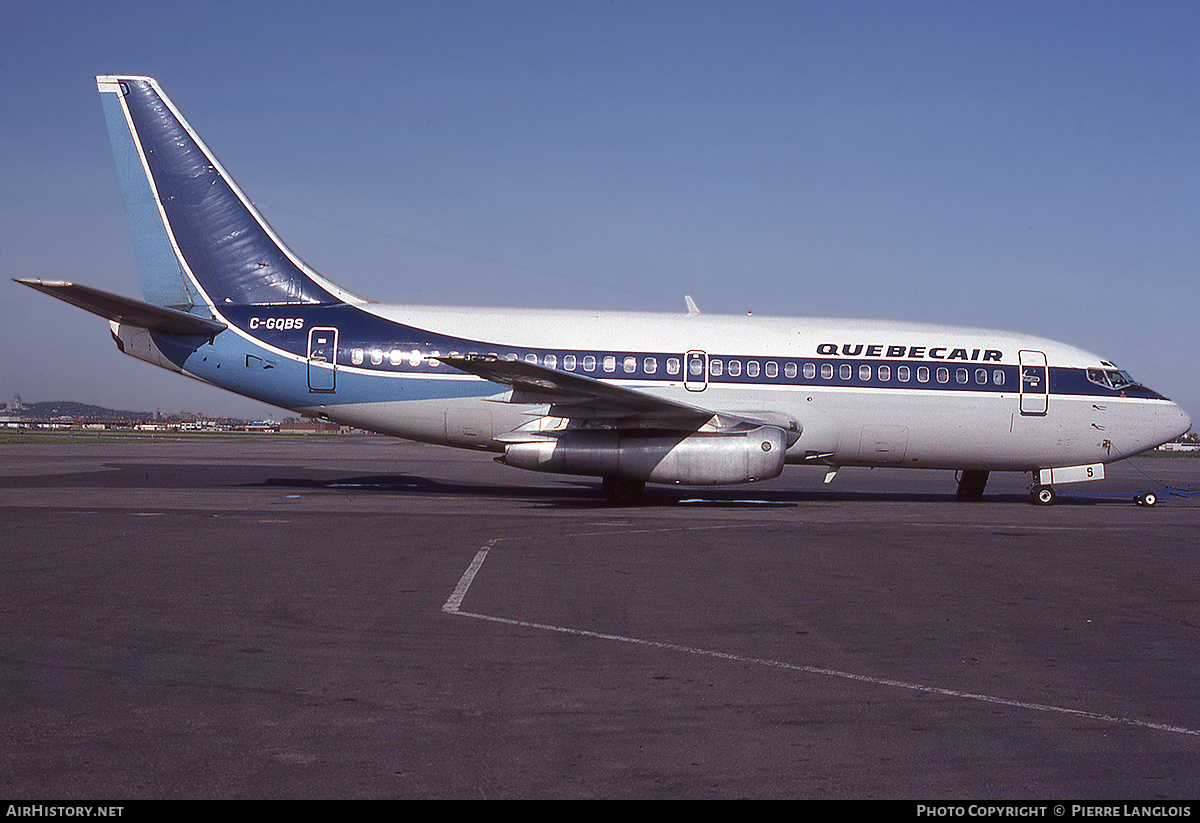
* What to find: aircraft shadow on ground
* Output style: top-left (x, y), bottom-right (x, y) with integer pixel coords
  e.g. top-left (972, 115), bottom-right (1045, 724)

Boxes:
top-left (253, 473), bottom-right (1052, 508)
top-left (0, 462), bottom-right (1138, 507)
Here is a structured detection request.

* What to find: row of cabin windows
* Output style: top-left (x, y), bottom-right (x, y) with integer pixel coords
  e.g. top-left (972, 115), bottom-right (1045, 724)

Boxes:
top-left (709, 360), bottom-right (1004, 386)
top-left (809, 363), bottom-right (1006, 386)
top-left (350, 348), bottom-right (431, 367)
top-left (347, 348), bottom-right (683, 375)
top-left (346, 347), bottom-right (1006, 387)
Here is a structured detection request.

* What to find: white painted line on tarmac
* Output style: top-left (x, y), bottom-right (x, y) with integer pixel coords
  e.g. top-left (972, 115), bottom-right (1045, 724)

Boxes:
top-left (442, 540), bottom-right (498, 615)
top-left (442, 530), bottom-right (1200, 739)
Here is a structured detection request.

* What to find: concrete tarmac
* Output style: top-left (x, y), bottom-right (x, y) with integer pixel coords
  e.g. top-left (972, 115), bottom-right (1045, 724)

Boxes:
top-left (2, 435), bottom-right (1198, 799)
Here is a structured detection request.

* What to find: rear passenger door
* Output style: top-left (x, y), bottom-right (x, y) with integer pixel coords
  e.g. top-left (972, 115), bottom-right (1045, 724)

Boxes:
top-left (307, 327), bottom-right (338, 393)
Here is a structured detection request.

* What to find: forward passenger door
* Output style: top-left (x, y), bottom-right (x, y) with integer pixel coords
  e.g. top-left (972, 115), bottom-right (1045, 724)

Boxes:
top-left (1019, 350), bottom-right (1048, 416)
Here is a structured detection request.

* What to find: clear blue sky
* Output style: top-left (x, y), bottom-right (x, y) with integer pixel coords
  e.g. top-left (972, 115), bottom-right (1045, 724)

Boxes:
top-left (3, 0), bottom-right (1197, 419)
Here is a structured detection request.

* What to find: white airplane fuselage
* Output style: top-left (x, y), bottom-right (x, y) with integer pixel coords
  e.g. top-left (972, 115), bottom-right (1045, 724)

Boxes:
top-left (112, 300), bottom-right (1187, 473)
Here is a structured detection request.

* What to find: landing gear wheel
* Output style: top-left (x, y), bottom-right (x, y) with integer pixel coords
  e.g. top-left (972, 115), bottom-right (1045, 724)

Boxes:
top-left (602, 476), bottom-right (646, 505)
top-left (1136, 492), bottom-right (1158, 507)
top-left (1030, 485), bottom-right (1056, 506)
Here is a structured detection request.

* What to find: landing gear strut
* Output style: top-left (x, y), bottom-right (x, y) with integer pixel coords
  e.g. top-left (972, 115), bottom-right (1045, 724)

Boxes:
top-left (955, 470), bottom-right (990, 501)
top-left (602, 476), bottom-right (645, 505)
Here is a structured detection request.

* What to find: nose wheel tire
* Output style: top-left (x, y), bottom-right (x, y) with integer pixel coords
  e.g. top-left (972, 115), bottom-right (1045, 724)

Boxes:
top-left (1030, 485), bottom-right (1056, 506)
top-left (1136, 492), bottom-right (1158, 507)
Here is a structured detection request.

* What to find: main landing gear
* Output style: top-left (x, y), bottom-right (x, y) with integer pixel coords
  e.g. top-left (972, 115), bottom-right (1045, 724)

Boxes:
top-left (955, 470), bottom-right (990, 501)
top-left (602, 476), bottom-right (646, 505)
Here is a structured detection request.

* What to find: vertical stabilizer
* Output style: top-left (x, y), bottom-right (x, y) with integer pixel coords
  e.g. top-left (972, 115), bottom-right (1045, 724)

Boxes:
top-left (96, 76), bottom-right (359, 308)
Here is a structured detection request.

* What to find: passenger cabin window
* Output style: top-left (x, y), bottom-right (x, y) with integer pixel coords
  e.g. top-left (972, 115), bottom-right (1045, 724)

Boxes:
top-left (897, 366), bottom-right (910, 382)
top-left (765, 361), bottom-right (778, 378)
top-left (666, 358), bottom-right (680, 376)
top-left (956, 368), bottom-right (968, 384)
top-left (727, 360), bottom-right (742, 377)
top-left (583, 355), bottom-right (597, 372)
top-left (839, 364), bottom-right (852, 380)
top-left (993, 369), bottom-right (1005, 385)
top-left (747, 361), bottom-right (760, 378)
top-left (859, 364), bottom-right (871, 381)
top-left (351, 348), bottom-right (364, 365)
top-left (370, 349), bottom-right (384, 366)
top-left (623, 356), bottom-right (637, 374)
top-left (710, 359), bottom-right (723, 377)
top-left (563, 354), bottom-right (576, 370)
top-left (643, 357), bottom-right (657, 374)
top-left (544, 354), bottom-right (557, 369)
top-left (804, 363), bottom-right (816, 379)
top-left (878, 365), bottom-right (891, 381)
top-left (937, 367), bottom-right (950, 384)
top-left (785, 362), bottom-right (798, 379)
top-left (821, 363), bottom-right (834, 380)
top-left (603, 356), bottom-right (616, 373)
top-left (917, 366), bottom-right (929, 383)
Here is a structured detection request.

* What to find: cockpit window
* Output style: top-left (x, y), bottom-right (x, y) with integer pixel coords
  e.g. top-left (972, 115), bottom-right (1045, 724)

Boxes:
top-left (1087, 368), bottom-right (1138, 391)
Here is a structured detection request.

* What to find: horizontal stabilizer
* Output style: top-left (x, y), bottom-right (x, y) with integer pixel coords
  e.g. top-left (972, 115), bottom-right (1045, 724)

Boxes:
top-left (15, 279), bottom-right (225, 335)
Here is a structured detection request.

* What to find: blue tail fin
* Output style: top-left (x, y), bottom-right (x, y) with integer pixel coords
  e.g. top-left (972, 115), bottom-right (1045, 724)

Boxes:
top-left (96, 76), bottom-right (358, 308)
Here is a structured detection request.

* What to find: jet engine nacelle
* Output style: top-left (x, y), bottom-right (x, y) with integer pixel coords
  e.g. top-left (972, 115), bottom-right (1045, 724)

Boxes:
top-left (501, 425), bottom-right (787, 485)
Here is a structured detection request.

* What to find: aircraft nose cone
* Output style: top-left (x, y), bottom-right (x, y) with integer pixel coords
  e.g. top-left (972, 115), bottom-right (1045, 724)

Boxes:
top-left (1168, 404), bottom-right (1192, 440)
top-left (1152, 402), bottom-right (1192, 449)
top-left (1122, 401), bottom-right (1191, 457)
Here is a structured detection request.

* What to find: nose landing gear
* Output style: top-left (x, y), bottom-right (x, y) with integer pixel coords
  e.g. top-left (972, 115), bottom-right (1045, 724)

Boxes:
top-left (1030, 485), bottom-right (1056, 506)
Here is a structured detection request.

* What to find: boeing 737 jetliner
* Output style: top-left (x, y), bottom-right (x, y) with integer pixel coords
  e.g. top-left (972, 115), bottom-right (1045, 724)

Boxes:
top-left (17, 76), bottom-right (1192, 504)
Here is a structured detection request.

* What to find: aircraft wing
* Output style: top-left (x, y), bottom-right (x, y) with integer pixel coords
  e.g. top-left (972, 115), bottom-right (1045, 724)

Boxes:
top-left (441, 354), bottom-right (796, 437)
